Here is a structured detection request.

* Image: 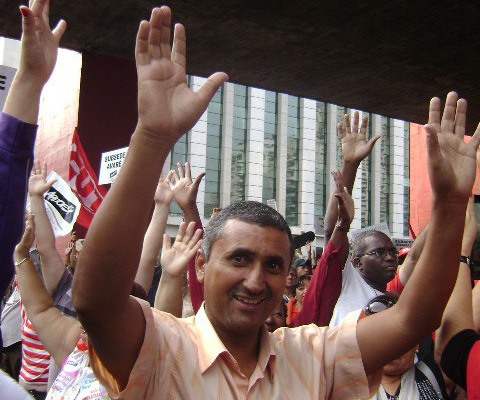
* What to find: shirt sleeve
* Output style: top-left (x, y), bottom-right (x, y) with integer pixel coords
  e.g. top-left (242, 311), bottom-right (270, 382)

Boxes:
top-left (386, 268), bottom-right (404, 294)
top-left (291, 241), bottom-right (345, 327)
top-left (0, 112), bottom-right (37, 301)
top-left (188, 220), bottom-right (204, 313)
top-left (440, 328), bottom-right (480, 390)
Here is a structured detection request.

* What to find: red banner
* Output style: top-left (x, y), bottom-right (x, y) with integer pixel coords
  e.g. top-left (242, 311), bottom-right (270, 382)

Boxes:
top-left (68, 129), bottom-right (107, 228)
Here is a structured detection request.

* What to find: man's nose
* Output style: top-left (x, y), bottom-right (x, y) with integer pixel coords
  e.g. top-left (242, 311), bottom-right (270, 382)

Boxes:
top-left (243, 263), bottom-right (266, 294)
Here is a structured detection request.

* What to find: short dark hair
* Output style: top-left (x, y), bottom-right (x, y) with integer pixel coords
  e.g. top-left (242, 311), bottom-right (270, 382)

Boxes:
top-left (291, 274), bottom-right (312, 297)
top-left (351, 230), bottom-right (391, 258)
top-left (201, 201), bottom-right (293, 260)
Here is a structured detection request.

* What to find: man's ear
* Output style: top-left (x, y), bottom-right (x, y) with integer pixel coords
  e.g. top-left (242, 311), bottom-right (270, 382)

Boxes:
top-left (195, 250), bottom-right (206, 284)
top-left (352, 256), bottom-right (361, 268)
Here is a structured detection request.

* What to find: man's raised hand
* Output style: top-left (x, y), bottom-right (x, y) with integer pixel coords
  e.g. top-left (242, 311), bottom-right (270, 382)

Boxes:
top-left (425, 92), bottom-right (480, 203)
top-left (339, 111), bottom-right (380, 164)
top-left (154, 172), bottom-right (174, 205)
top-left (135, 7), bottom-right (228, 144)
top-left (19, 0), bottom-right (66, 85)
top-left (166, 162), bottom-right (205, 210)
top-left (332, 171), bottom-right (354, 226)
top-left (160, 221), bottom-right (202, 278)
top-left (28, 161), bottom-right (56, 197)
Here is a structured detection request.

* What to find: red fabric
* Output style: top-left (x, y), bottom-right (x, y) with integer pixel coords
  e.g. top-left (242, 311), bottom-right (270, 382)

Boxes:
top-left (68, 129), bottom-right (107, 228)
top-left (290, 241), bottom-right (345, 327)
top-left (386, 269), bottom-right (404, 294)
top-left (467, 341), bottom-right (480, 399)
top-left (286, 297), bottom-right (300, 326)
top-left (189, 220), bottom-right (204, 313)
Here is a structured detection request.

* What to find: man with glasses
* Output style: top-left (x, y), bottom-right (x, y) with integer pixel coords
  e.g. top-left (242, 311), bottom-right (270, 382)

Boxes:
top-left (330, 230), bottom-right (406, 326)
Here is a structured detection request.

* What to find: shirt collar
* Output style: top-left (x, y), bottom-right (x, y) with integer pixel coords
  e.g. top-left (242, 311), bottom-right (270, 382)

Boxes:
top-left (195, 303), bottom-right (277, 377)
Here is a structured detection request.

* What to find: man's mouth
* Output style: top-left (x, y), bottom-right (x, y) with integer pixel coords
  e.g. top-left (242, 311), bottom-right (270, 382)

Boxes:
top-left (233, 295), bottom-right (264, 306)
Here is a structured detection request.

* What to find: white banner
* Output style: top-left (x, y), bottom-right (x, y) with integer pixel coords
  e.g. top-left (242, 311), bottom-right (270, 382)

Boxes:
top-left (99, 146), bottom-right (128, 185)
top-left (44, 172), bottom-right (81, 237)
top-left (392, 237), bottom-right (414, 250)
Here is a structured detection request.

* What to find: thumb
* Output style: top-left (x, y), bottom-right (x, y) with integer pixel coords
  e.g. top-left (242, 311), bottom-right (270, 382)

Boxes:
top-left (191, 172), bottom-right (206, 191)
top-left (52, 19), bottom-right (67, 42)
top-left (45, 178), bottom-right (57, 190)
top-left (367, 135), bottom-right (380, 150)
top-left (196, 72), bottom-right (229, 106)
top-left (161, 234), bottom-right (171, 255)
top-left (334, 193), bottom-right (346, 214)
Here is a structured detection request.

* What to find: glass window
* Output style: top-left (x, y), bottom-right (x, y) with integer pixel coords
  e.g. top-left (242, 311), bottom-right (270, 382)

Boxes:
top-left (204, 85), bottom-right (223, 216)
top-left (380, 116), bottom-right (391, 225)
top-left (263, 92), bottom-right (278, 203)
top-left (169, 133), bottom-right (189, 215)
top-left (403, 122), bottom-right (410, 236)
top-left (286, 96), bottom-right (300, 226)
top-left (314, 102), bottom-right (327, 232)
top-left (361, 114), bottom-right (373, 228)
top-left (336, 106), bottom-right (349, 168)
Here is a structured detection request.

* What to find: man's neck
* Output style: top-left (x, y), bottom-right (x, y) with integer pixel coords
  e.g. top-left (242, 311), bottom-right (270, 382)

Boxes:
top-left (360, 274), bottom-right (387, 292)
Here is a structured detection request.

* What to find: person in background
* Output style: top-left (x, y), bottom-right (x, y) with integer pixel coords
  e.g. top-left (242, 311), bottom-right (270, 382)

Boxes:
top-left (283, 267), bottom-right (296, 302)
top-left (286, 275), bottom-right (312, 325)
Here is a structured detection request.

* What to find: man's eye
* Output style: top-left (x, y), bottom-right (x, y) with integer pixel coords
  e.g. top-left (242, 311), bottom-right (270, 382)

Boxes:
top-left (267, 261), bottom-right (282, 271)
top-left (232, 255), bottom-right (246, 264)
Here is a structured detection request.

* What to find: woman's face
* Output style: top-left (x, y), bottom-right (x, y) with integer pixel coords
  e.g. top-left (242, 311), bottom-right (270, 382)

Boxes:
top-left (295, 279), bottom-right (310, 307)
top-left (286, 269), bottom-right (296, 288)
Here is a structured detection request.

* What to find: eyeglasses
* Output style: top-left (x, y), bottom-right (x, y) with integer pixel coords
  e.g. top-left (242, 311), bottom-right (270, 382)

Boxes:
top-left (361, 248), bottom-right (398, 259)
top-left (363, 294), bottom-right (398, 316)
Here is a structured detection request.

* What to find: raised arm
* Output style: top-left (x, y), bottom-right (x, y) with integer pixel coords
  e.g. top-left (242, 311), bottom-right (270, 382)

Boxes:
top-left (154, 221), bottom-right (202, 316)
top-left (135, 173), bottom-right (174, 294)
top-left (72, 6), bottom-right (227, 390)
top-left (357, 92), bottom-right (480, 375)
top-left (28, 161), bottom-right (66, 293)
top-left (293, 171), bottom-right (354, 327)
top-left (167, 162), bottom-right (205, 312)
top-left (473, 282), bottom-right (480, 333)
top-left (0, 0), bottom-right (65, 300)
top-left (397, 222), bottom-right (428, 285)
top-left (14, 214), bottom-right (82, 367)
top-left (323, 112), bottom-right (379, 244)
top-left (436, 197), bottom-right (477, 359)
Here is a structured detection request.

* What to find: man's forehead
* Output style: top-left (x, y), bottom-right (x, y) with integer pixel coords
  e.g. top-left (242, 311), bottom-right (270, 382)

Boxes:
top-left (364, 233), bottom-right (395, 249)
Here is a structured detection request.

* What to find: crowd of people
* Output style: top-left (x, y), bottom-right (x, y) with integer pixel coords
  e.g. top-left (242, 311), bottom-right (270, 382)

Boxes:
top-left (1, 0), bottom-right (480, 399)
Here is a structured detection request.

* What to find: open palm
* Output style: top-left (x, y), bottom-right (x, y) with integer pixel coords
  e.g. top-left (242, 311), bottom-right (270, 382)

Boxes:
top-left (28, 160), bottom-right (56, 196)
top-left (339, 112), bottom-right (380, 163)
top-left (135, 7), bottom-right (228, 144)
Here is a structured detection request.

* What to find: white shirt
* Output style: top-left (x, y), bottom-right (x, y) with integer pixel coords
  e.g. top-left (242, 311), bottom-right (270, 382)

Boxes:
top-left (1, 286), bottom-right (22, 347)
top-left (329, 261), bottom-right (382, 327)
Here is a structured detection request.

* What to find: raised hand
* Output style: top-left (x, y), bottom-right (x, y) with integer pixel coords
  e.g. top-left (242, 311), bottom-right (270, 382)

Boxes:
top-left (19, 0), bottom-right (66, 85)
top-left (332, 171), bottom-right (354, 226)
top-left (135, 7), bottom-right (228, 144)
top-left (28, 160), bottom-right (56, 197)
top-left (154, 172), bottom-right (174, 205)
top-left (425, 92), bottom-right (480, 202)
top-left (338, 111), bottom-right (380, 164)
top-left (166, 162), bottom-right (205, 210)
top-left (161, 221), bottom-right (202, 278)
top-left (15, 213), bottom-right (36, 261)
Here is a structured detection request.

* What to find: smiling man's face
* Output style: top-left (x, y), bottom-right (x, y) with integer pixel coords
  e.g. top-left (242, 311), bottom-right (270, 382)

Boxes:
top-left (197, 219), bottom-right (291, 338)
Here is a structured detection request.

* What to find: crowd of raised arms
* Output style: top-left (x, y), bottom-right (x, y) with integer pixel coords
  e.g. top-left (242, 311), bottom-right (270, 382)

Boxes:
top-left (1, 1), bottom-right (480, 399)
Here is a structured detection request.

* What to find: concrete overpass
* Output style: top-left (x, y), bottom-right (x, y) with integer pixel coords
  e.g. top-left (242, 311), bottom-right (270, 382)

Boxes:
top-left (2, 0), bottom-right (480, 132)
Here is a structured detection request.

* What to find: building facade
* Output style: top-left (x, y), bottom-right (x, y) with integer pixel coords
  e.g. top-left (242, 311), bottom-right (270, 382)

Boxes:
top-left (1, 37), bottom-right (411, 251)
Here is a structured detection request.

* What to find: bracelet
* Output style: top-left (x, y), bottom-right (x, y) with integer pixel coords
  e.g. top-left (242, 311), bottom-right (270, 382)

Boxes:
top-left (14, 257), bottom-right (29, 267)
top-left (460, 255), bottom-right (471, 265)
top-left (335, 223), bottom-right (350, 232)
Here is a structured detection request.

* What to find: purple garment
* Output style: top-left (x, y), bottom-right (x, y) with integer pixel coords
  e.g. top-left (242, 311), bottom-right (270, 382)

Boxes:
top-left (0, 112), bottom-right (37, 301)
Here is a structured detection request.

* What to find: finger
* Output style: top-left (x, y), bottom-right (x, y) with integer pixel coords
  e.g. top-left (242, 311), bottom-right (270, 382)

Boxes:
top-left (176, 222), bottom-right (187, 241)
top-left (424, 124), bottom-right (441, 166)
top-left (428, 97), bottom-right (441, 132)
top-left (148, 8), bottom-right (164, 58)
top-left (41, 161), bottom-right (48, 179)
top-left (177, 162), bottom-right (185, 178)
top-left (20, 6), bottom-right (35, 37)
top-left (366, 135), bottom-right (381, 151)
top-left (360, 115), bottom-right (368, 138)
top-left (454, 98), bottom-right (467, 139)
top-left (52, 19), bottom-right (67, 42)
top-left (185, 161), bottom-right (192, 180)
top-left (352, 111), bottom-right (359, 133)
top-left (42, 0), bottom-right (50, 27)
top-left (135, 20), bottom-right (150, 65)
top-left (344, 114), bottom-right (351, 134)
top-left (165, 170), bottom-right (175, 183)
top-left (441, 91), bottom-right (458, 135)
top-left (172, 170), bottom-right (180, 183)
top-left (183, 221), bottom-right (196, 242)
top-left (334, 193), bottom-right (347, 214)
top-left (161, 234), bottom-right (171, 254)
top-left (192, 172), bottom-right (206, 190)
top-left (45, 178), bottom-right (57, 190)
top-left (187, 229), bottom-right (203, 250)
top-left (159, 6), bottom-right (172, 59)
top-left (196, 72), bottom-right (229, 107)
top-left (30, 0), bottom-right (45, 19)
top-left (171, 23), bottom-right (186, 69)
top-left (469, 121), bottom-right (480, 151)
top-left (337, 123), bottom-right (345, 140)
top-left (189, 238), bottom-right (203, 256)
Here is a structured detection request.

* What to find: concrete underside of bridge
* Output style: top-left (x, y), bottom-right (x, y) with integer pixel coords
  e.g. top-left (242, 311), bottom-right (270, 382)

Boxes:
top-left (2, 0), bottom-right (480, 132)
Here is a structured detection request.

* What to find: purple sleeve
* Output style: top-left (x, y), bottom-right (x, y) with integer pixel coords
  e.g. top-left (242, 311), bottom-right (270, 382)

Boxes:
top-left (290, 240), bottom-right (345, 327)
top-left (0, 112), bottom-right (37, 299)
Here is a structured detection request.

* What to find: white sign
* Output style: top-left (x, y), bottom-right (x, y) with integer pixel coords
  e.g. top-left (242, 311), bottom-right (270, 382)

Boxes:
top-left (350, 222), bottom-right (391, 241)
top-left (99, 146), bottom-right (128, 185)
top-left (392, 237), bottom-right (414, 250)
top-left (44, 172), bottom-right (81, 237)
top-left (266, 199), bottom-right (277, 211)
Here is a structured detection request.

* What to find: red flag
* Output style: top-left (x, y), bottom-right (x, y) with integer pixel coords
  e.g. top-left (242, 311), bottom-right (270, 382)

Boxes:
top-left (68, 129), bottom-right (107, 228)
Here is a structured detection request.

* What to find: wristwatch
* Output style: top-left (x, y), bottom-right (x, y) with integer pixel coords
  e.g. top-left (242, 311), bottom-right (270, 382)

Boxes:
top-left (460, 255), bottom-right (471, 265)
